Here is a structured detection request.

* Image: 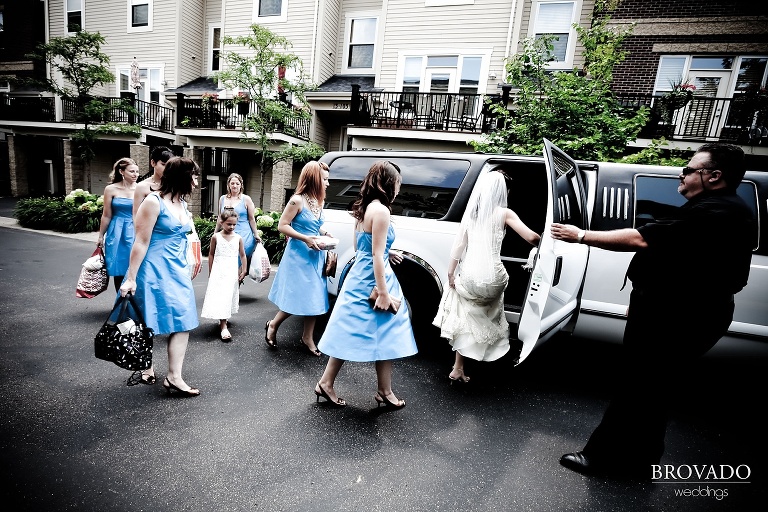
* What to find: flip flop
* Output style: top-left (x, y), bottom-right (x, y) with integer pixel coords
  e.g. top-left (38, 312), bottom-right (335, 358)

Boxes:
top-left (220, 328), bottom-right (232, 342)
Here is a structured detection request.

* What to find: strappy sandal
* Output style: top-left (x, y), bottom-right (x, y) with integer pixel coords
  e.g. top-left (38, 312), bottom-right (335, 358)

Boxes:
top-left (314, 382), bottom-right (346, 407)
top-left (448, 367), bottom-right (470, 383)
top-left (264, 321), bottom-right (276, 348)
top-left (374, 392), bottom-right (406, 409)
top-left (300, 338), bottom-right (321, 357)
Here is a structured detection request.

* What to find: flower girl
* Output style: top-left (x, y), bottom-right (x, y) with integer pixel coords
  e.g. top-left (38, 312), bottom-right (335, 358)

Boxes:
top-left (201, 209), bottom-right (247, 341)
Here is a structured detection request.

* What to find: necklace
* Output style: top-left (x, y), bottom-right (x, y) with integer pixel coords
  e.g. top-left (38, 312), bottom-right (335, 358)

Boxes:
top-left (305, 195), bottom-right (322, 218)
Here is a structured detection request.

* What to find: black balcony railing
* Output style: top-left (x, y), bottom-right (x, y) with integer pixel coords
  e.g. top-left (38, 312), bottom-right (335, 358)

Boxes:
top-left (58, 94), bottom-right (175, 132)
top-left (175, 93), bottom-right (310, 140)
top-left (0, 94), bottom-right (56, 122)
top-left (349, 85), bottom-right (506, 133)
top-left (347, 86), bottom-right (768, 146)
top-left (615, 93), bottom-right (767, 145)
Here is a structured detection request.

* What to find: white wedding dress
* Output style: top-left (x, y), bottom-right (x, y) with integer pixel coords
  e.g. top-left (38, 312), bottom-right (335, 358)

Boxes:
top-left (432, 219), bottom-right (510, 361)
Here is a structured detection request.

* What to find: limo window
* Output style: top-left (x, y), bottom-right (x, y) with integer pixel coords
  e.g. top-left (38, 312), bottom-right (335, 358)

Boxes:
top-left (634, 175), bottom-right (759, 250)
top-left (324, 156), bottom-right (470, 219)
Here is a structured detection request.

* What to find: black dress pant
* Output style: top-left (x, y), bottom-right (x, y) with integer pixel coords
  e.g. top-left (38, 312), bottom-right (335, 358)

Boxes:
top-left (582, 288), bottom-right (734, 470)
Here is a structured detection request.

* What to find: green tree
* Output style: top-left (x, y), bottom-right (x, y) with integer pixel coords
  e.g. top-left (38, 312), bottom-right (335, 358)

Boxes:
top-left (26, 31), bottom-right (139, 190)
top-left (470, 2), bottom-right (649, 161)
top-left (214, 24), bottom-right (324, 208)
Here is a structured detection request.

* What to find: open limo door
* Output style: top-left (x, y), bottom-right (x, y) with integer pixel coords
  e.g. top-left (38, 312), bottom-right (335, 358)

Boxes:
top-left (516, 139), bottom-right (590, 364)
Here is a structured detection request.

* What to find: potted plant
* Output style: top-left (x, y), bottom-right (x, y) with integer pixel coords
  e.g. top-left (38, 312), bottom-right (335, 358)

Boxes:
top-left (657, 81), bottom-right (696, 124)
top-left (233, 91), bottom-right (250, 115)
top-left (201, 92), bottom-right (219, 106)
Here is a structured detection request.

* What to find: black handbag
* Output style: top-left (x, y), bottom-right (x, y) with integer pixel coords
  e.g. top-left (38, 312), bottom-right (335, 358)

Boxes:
top-left (94, 292), bottom-right (154, 372)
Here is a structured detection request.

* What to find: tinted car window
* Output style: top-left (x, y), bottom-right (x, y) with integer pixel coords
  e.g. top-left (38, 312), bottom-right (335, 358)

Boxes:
top-left (324, 156), bottom-right (470, 219)
top-left (635, 175), bottom-right (759, 249)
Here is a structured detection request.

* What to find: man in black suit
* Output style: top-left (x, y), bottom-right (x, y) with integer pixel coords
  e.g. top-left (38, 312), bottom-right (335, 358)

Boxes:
top-left (550, 143), bottom-right (754, 478)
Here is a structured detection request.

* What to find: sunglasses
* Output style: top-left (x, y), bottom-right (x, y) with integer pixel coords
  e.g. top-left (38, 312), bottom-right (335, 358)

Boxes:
top-left (681, 167), bottom-right (715, 176)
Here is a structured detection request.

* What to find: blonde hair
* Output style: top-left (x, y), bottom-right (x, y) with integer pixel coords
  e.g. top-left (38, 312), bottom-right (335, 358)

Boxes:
top-left (226, 173), bottom-right (245, 198)
top-left (110, 157), bottom-right (137, 183)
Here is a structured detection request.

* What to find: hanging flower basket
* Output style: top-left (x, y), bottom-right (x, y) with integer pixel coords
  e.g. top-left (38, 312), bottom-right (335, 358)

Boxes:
top-left (235, 93), bottom-right (251, 115)
top-left (658, 83), bottom-right (696, 123)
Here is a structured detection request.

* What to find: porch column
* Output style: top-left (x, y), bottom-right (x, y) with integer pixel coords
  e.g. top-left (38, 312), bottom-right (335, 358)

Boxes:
top-left (269, 159), bottom-right (293, 212)
top-left (62, 139), bottom-right (86, 193)
top-left (184, 147), bottom-right (204, 217)
top-left (130, 143), bottom-right (150, 177)
top-left (7, 134), bottom-right (29, 197)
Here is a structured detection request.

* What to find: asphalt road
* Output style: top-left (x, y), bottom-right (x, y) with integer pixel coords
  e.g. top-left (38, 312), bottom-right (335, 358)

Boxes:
top-left (0, 222), bottom-right (766, 512)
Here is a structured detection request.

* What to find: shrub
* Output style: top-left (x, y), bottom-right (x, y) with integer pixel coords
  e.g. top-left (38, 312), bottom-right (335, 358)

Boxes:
top-left (15, 192), bottom-right (102, 233)
top-left (16, 194), bottom-right (287, 264)
top-left (193, 214), bottom-right (217, 256)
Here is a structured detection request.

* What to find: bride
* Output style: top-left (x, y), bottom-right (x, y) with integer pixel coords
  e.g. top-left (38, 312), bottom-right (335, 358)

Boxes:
top-left (432, 170), bottom-right (541, 382)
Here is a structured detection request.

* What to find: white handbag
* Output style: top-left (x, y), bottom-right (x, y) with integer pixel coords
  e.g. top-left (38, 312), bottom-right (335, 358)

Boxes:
top-left (249, 242), bottom-right (271, 283)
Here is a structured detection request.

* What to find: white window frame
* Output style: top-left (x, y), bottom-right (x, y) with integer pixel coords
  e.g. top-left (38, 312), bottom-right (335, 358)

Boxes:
top-left (529, 0), bottom-right (580, 70)
top-left (127, 0), bottom-right (152, 33)
top-left (396, 50), bottom-right (492, 96)
top-left (209, 25), bottom-right (222, 75)
top-left (253, 0), bottom-right (287, 23)
top-left (341, 13), bottom-right (379, 75)
top-left (654, 54), bottom-right (768, 97)
top-left (116, 63), bottom-right (164, 104)
top-left (65, 0), bottom-right (84, 34)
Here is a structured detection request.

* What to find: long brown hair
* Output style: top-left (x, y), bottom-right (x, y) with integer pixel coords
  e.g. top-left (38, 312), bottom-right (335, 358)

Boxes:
top-left (159, 157), bottom-right (199, 201)
top-left (351, 160), bottom-right (401, 222)
top-left (294, 161), bottom-right (329, 203)
top-left (110, 157), bottom-right (137, 183)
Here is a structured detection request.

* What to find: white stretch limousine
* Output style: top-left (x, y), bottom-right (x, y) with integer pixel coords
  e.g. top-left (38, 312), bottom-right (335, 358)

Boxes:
top-left (319, 141), bottom-right (767, 364)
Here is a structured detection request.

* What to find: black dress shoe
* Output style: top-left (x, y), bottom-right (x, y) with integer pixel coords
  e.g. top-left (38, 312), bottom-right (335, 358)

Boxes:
top-left (560, 451), bottom-right (600, 475)
top-left (561, 451), bottom-right (651, 480)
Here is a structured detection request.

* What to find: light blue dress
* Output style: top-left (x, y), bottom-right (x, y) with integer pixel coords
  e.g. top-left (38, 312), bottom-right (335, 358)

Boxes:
top-left (132, 193), bottom-right (199, 335)
top-left (220, 196), bottom-right (255, 261)
top-left (104, 196), bottom-right (134, 276)
top-left (268, 202), bottom-right (328, 316)
top-left (317, 226), bottom-right (418, 362)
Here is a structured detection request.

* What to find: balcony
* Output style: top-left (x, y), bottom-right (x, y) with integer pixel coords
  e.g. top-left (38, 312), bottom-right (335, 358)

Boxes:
top-left (347, 86), bottom-right (768, 147)
top-left (0, 92), bottom-right (174, 132)
top-left (348, 87), bottom-right (500, 134)
top-left (617, 93), bottom-right (768, 145)
top-left (174, 94), bottom-right (310, 140)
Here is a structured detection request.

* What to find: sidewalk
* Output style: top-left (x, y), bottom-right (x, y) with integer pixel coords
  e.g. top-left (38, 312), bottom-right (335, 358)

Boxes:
top-left (0, 216), bottom-right (99, 243)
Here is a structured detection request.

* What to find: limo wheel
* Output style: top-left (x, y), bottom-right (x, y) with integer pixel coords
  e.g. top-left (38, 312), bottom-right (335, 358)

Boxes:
top-left (394, 260), bottom-right (442, 356)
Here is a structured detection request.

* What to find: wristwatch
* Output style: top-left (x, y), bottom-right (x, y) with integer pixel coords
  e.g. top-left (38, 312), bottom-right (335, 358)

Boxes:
top-left (577, 230), bottom-right (586, 244)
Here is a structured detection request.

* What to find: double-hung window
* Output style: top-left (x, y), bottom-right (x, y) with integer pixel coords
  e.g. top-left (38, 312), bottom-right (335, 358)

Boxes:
top-left (343, 15), bottom-right (378, 74)
top-left (531, 0), bottom-right (578, 68)
top-left (128, 0), bottom-right (152, 32)
top-left (254, 0), bottom-right (287, 23)
top-left (210, 26), bottom-right (222, 73)
top-left (66, 0), bottom-right (83, 33)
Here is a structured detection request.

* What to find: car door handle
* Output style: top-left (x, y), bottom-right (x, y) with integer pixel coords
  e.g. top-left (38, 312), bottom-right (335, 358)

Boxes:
top-left (553, 255), bottom-right (563, 287)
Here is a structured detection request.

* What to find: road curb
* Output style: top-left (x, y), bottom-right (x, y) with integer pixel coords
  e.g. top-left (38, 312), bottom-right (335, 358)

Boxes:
top-left (0, 216), bottom-right (100, 243)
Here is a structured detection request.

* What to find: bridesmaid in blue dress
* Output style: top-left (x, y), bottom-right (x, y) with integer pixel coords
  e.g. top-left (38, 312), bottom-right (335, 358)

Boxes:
top-left (266, 161), bottom-right (333, 356)
top-left (120, 157), bottom-right (201, 396)
top-left (216, 173), bottom-right (261, 268)
top-left (315, 161), bottom-right (417, 408)
top-left (97, 158), bottom-right (139, 290)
